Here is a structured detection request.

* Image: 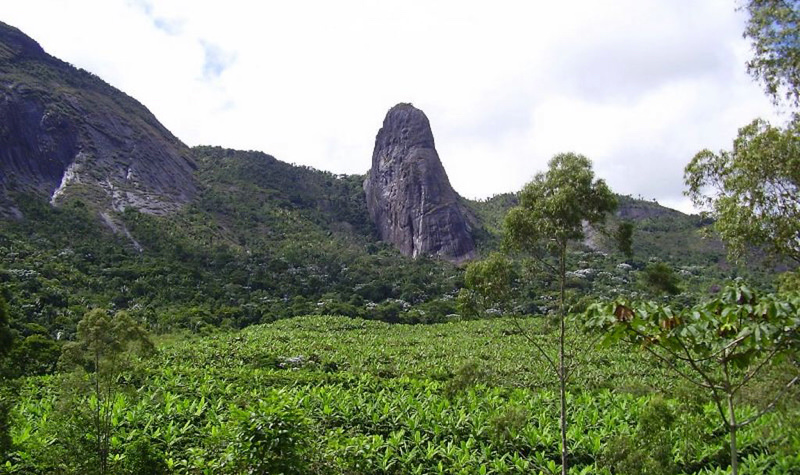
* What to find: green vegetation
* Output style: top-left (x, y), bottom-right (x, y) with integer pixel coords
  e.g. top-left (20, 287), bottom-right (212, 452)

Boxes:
top-left (1, 4), bottom-right (798, 473)
top-left (587, 282), bottom-right (800, 475)
top-left (744, 0), bottom-right (800, 107)
top-left (3, 315), bottom-right (798, 474)
top-left (687, 1), bottom-right (799, 271)
top-left (504, 152), bottom-right (617, 475)
top-left (0, 295), bottom-right (13, 459)
top-left (59, 309), bottom-right (154, 475)
top-left (641, 261), bottom-right (682, 296)
top-left (686, 119), bottom-right (800, 265)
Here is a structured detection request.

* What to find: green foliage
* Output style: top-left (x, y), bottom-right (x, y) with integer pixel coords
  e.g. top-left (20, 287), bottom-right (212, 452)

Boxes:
top-left (58, 309), bottom-right (154, 475)
top-left (6, 315), bottom-right (799, 474)
top-left (488, 404), bottom-right (529, 450)
top-left (504, 152), bottom-right (617, 475)
top-left (744, 0), bottom-right (800, 107)
top-left (686, 118), bottom-right (800, 265)
top-left (444, 360), bottom-right (493, 397)
top-left (641, 261), bottom-right (682, 296)
top-left (777, 269), bottom-right (800, 293)
top-left (0, 386), bottom-right (10, 462)
top-left (602, 396), bottom-right (677, 475)
top-left (60, 309), bottom-right (153, 373)
top-left (0, 188), bottom-right (466, 337)
top-left (0, 294), bottom-right (12, 460)
top-left (504, 153), bottom-right (617, 255)
top-left (586, 281), bottom-right (800, 474)
top-left (615, 221), bottom-right (634, 259)
top-left (229, 397), bottom-right (311, 475)
top-left (0, 296), bottom-right (10, 358)
top-left (461, 252), bottom-right (517, 316)
top-left (120, 438), bottom-right (167, 475)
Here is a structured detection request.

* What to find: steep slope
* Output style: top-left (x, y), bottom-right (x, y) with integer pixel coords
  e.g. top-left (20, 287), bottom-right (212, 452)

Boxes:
top-left (364, 103), bottom-right (476, 264)
top-left (0, 21), bottom-right (196, 218)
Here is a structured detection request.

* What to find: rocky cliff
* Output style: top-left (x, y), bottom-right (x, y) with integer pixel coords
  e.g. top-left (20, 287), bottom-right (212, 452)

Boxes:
top-left (0, 21), bottom-right (196, 218)
top-left (364, 104), bottom-right (476, 264)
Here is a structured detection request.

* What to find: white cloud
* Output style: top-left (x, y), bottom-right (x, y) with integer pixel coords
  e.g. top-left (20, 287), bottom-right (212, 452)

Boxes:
top-left (0, 0), bottom-right (780, 213)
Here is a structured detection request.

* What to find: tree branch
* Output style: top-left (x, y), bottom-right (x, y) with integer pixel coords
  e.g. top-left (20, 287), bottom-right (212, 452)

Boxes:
top-left (510, 314), bottom-right (559, 376)
top-left (731, 345), bottom-right (781, 395)
top-left (619, 336), bottom-right (715, 390)
top-left (738, 375), bottom-right (800, 428)
top-left (675, 337), bottom-right (730, 426)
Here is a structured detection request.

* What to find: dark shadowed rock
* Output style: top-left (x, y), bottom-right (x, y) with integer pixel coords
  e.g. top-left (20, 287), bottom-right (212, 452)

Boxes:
top-left (364, 103), bottom-right (476, 264)
top-left (0, 21), bottom-right (196, 218)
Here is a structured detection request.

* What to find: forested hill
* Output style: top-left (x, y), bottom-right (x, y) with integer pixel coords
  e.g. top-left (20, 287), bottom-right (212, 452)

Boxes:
top-left (0, 139), bottom-right (753, 351)
top-left (0, 20), bottom-right (773, 367)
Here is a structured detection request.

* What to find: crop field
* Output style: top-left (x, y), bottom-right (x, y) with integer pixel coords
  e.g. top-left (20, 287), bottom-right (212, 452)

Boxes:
top-left (6, 315), bottom-right (800, 474)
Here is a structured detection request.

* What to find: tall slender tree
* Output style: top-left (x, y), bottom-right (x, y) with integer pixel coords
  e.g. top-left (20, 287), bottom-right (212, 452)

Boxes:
top-left (504, 153), bottom-right (616, 475)
top-left (60, 309), bottom-right (154, 475)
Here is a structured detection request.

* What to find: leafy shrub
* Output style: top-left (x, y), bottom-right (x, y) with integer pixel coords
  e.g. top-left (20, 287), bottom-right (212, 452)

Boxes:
top-left (444, 360), bottom-right (492, 397)
top-left (489, 405), bottom-right (529, 449)
top-left (641, 261), bottom-right (681, 295)
top-left (601, 396), bottom-right (677, 475)
top-left (120, 438), bottom-right (167, 475)
top-left (228, 398), bottom-right (311, 475)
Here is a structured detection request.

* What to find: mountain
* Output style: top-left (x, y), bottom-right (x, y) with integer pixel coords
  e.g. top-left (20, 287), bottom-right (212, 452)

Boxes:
top-left (0, 21), bottom-right (776, 343)
top-left (0, 21), bottom-right (196, 219)
top-left (364, 104), bottom-right (476, 264)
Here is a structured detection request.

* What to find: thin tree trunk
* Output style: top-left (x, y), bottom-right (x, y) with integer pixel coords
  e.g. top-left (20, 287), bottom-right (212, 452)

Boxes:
top-left (723, 355), bottom-right (738, 475)
top-left (559, 244), bottom-right (568, 475)
top-left (728, 393), bottom-right (738, 475)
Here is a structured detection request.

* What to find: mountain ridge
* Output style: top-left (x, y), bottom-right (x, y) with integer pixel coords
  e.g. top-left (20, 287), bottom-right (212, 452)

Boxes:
top-left (0, 20), bottom-right (196, 219)
top-left (0, 21), bottom-right (760, 340)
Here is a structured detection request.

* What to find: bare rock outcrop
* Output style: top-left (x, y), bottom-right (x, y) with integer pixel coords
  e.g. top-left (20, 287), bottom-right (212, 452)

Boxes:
top-left (364, 104), bottom-right (476, 264)
top-left (0, 21), bottom-right (196, 218)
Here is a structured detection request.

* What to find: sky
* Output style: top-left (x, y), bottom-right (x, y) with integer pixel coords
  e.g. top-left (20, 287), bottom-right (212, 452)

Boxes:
top-left (0, 0), bottom-right (785, 213)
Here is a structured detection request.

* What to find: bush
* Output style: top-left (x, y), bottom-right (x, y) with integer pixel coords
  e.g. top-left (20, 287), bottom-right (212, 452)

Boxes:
top-left (489, 405), bottom-right (529, 450)
top-left (601, 396), bottom-right (677, 475)
top-left (121, 438), bottom-right (167, 475)
top-left (444, 360), bottom-right (492, 397)
top-left (641, 261), bottom-right (681, 295)
top-left (228, 398), bottom-right (311, 475)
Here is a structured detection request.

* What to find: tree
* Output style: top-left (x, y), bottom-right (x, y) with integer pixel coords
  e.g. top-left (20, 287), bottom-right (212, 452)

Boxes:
top-left (641, 261), bottom-right (681, 296)
top-left (504, 152), bottom-right (617, 475)
top-left (458, 252), bottom-right (516, 317)
top-left (60, 309), bottom-right (154, 475)
top-left (586, 282), bottom-right (800, 475)
top-left (685, 118), bottom-right (800, 264)
top-left (743, 0), bottom-right (800, 107)
top-left (689, 1), bottom-right (800, 266)
top-left (615, 221), bottom-right (635, 259)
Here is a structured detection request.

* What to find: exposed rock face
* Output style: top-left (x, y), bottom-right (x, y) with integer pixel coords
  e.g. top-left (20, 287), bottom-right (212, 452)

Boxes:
top-left (364, 104), bottom-right (476, 264)
top-left (0, 21), bottom-right (196, 218)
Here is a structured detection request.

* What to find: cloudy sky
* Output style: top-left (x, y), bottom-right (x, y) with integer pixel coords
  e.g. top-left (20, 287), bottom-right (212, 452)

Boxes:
top-left (0, 0), bottom-right (785, 213)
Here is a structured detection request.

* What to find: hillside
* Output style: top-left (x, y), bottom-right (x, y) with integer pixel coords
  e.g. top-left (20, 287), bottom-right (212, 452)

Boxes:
top-left (0, 21), bottom-right (195, 218)
top-left (0, 20), bottom-right (780, 374)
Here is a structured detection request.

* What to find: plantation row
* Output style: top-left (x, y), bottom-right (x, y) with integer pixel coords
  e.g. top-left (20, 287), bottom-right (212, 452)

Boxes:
top-left (5, 316), bottom-right (798, 474)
